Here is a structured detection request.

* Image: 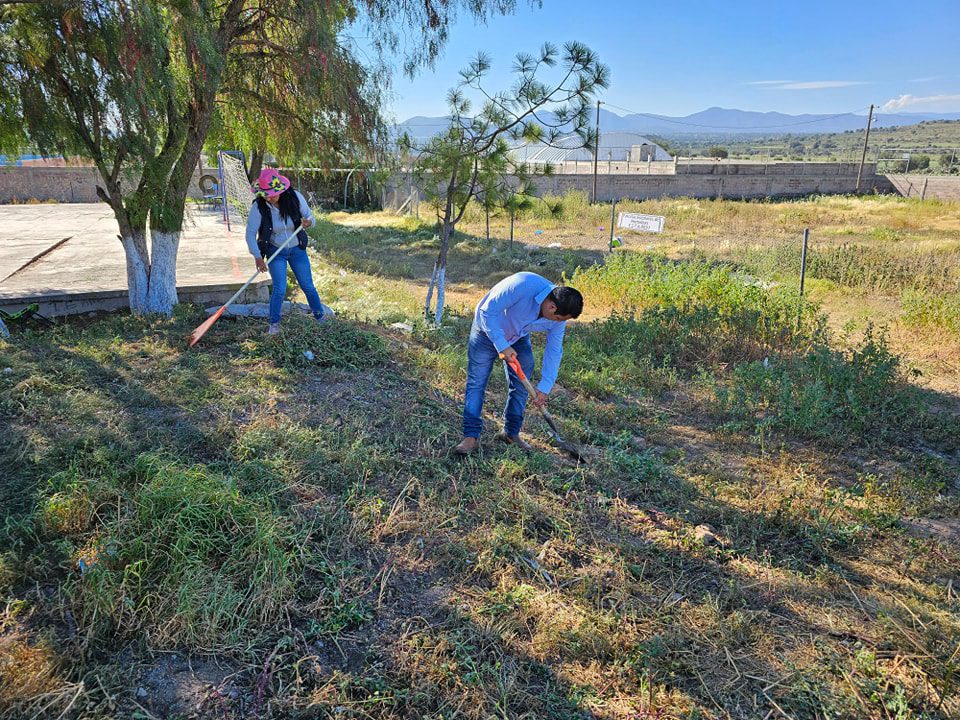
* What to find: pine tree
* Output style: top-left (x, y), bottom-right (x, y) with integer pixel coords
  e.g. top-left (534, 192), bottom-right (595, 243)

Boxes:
top-left (406, 42), bottom-right (608, 325)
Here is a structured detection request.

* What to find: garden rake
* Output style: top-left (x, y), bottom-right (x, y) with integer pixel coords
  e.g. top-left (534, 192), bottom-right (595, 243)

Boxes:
top-left (503, 355), bottom-right (588, 463)
top-left (187, 224), bottom-right (304, 347)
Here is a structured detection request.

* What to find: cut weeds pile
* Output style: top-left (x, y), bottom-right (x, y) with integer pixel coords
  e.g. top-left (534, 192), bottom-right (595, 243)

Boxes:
top-left (1, 216), bottom-right (959, 719)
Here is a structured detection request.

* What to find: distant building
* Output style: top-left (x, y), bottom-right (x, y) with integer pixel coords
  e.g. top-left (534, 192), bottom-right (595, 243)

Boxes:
top-left (511, 131), bottom-right (672, 166)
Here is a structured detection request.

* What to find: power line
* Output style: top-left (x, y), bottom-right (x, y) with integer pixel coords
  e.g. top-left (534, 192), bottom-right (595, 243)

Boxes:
top-left (601, 102), bottom-right (873, 131)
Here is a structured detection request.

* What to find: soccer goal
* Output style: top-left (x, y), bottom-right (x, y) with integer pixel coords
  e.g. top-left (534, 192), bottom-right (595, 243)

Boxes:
top-left (217, 150), bottom-right (252, 232)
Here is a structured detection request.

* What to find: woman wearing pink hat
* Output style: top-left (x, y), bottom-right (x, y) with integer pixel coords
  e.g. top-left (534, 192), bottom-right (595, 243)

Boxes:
top-left (245, 167), bottom-right (333, 334)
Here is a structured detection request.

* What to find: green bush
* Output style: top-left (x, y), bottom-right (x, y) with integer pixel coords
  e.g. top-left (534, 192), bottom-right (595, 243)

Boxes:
top-left (717, 326), bottom-right (918, 442)
top-left (569, 253), bottom-right (824, 368)
top-left (902, 290), bottom-right (960, 335)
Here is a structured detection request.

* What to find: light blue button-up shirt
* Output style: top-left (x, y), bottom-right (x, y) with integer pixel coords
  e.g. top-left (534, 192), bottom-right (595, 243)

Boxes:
top-left (245, 190), bottom-right (315, 258)
top-left (474, 271), bottom-right (568, 393)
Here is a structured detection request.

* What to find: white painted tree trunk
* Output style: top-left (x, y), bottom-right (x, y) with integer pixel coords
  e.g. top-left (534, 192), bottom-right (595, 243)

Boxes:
top-left (120, 231), bottom-right (150, 313)
top-left (433, 266), bottom-right (446, 326)
top-left (119, 228), bottom-right (181, 316)
top-left (425, 261), bottom-right (438, 319)
top-left (144, 229), bottom-right (180, 315)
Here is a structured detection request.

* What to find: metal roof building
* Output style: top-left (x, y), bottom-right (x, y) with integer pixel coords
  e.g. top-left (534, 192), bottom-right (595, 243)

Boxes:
top-left (511, 131), bottom-right (672, 165)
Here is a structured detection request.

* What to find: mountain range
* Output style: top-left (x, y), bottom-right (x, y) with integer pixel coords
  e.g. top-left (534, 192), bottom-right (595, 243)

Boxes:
top-left (395, 107), bottom-right (960, 140)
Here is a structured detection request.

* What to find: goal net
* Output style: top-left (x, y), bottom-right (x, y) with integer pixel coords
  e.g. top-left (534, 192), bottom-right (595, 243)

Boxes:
top-left (218, 151), bottom-right (253, 231)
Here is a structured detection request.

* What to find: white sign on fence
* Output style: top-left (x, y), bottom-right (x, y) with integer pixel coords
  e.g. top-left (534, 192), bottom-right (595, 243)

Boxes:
top-left (617, 212), bottom-right (665, 233)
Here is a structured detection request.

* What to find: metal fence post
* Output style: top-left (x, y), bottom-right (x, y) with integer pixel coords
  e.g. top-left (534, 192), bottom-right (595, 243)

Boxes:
top-left (609, 199), bottom-right (617, 252)
top-left (799, 228), bottom-right (809, 297)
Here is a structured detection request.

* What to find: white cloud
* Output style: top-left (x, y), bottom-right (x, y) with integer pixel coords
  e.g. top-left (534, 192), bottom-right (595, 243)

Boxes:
top-left (748, 80), bottom-right (870, 90)
top-left (910, 76), bottom-right (943, 83)
top-left (772, 81), bottom-right (869, 90)
top-left (882, 93), bottom-right (960, 112)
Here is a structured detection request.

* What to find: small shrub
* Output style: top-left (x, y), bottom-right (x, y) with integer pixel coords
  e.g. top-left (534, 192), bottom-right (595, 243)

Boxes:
top-left (717, 326), bottom-right (919, 442)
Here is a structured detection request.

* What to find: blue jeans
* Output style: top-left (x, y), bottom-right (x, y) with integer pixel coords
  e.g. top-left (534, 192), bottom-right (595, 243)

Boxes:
top-left (266, 244), bottom-right (324, 324)
top-left (462, 327), bottom-right (535, 438)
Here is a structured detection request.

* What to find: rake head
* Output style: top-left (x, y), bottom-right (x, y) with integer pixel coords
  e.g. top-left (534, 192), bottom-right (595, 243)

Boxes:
top-left (187, 306), bottom-right (225, 347)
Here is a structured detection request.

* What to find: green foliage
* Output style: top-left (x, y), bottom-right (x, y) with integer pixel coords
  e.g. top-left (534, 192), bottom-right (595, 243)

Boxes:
top-left (63, 453), bottom-right (301, 649)
top-left (570, 252), bottom-right (824, 366)
top-left (241, 314), bottom-right (390, 370)
top-left (902, 289), bottom-right (960, 335)
top-left (717, 326), bottom-right (918, 442)
top-left (706, 146), bottom-right (729, 158)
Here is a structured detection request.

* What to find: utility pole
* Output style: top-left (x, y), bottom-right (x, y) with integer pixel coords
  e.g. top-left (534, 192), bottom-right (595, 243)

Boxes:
top-left (592, 100), bottom-right (602, 203)
top-left (855, 104), bottom-right (874, 193)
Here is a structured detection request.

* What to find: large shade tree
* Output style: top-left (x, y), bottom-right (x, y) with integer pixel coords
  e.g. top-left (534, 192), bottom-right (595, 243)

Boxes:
top-left (0, 0), bottom-right (531, 315)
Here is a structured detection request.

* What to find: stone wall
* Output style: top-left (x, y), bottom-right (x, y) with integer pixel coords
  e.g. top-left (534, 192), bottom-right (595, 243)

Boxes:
top-left (0, 166), bottom-right (219, 204)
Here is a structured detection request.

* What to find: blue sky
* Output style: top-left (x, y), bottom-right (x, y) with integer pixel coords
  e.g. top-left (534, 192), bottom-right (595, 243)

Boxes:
top-left (363, 0), bottom-right (960, 122)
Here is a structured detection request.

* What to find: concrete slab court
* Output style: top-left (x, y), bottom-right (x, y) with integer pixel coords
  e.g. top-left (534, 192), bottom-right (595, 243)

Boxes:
top-left (0, 203), bottom-right (270, 316)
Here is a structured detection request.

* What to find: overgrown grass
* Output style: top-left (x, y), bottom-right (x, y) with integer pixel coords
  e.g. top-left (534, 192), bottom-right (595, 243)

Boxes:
top-left (564, 251), bottom-right (943, 445)
top-left (67, 452), bottom-right (302, 649)
top-left (1, 203), bottom-right (959, 719)
top-left (902, 289), bottom-right (960, 336)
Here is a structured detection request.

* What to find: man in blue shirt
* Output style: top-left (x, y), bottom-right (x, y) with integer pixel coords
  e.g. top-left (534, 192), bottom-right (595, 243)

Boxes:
top-left (454, 272), bottom-right (584, 456)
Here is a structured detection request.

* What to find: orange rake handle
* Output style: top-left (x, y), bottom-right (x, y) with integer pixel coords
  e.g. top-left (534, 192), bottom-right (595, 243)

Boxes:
top-left (503, 355), bottom-right (558, 429)
top-left (502, 354), bottom-right (587, 462)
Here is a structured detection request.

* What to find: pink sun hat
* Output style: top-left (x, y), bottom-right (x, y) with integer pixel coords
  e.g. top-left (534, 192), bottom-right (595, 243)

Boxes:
top-left (253, 167), bottom-right (291, 199)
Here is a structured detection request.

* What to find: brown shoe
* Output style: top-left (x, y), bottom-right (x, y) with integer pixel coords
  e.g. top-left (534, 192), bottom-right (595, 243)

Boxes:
top-left (496, 432), bottom-right (533, 453)
top-left (453, 437), bottom-right (479, 456)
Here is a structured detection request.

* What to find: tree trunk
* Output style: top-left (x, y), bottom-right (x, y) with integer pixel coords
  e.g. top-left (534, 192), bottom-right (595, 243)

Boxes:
top-left (144, 229), bottom-right (180, 313)
top-left (247, 148), bottom-right (265, 183)
top-left (433, 264), bottom-right (446, 327)
top-left (119, 228), bottom-right (151, 313)
top-left (428, 221), bottom-right (453, 326)
top-left (425, 260), bottom-right (438, 319)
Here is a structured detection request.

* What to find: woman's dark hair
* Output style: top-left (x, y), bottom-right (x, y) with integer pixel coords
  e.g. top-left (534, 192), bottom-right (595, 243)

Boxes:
top-left (549, 286), bottom-right (583, 318)
top-left (276, 187), bottom-right (300, 223)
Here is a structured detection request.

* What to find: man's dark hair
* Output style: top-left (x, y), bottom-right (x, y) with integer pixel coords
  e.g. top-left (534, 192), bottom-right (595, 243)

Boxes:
top-left (549, 286), bottom-right (583, 318)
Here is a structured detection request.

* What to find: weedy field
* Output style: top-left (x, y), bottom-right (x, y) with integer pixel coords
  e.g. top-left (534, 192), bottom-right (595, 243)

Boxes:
top-left (1, 194), bottom-right (959, 719)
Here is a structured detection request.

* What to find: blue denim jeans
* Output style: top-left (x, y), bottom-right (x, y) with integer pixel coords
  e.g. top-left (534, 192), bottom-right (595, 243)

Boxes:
top-left (266, 244), bottom-right (324, 324)
top-left (462, 326), bottom-right (535, 438)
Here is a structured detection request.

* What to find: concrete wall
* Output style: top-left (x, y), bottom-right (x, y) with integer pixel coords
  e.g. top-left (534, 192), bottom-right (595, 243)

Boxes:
top-left (0, 166), bottom-right (220, 204)
top-left (884, 174), bottom-right (960, 200)
top-left (526, 160), bottom-right (887, 200)
top-left (385, 162), bottom-right (890, 206)
top-left (0, 278), bottom-right (270, 318)
top-left (530, 167), bottom-right (887, 202)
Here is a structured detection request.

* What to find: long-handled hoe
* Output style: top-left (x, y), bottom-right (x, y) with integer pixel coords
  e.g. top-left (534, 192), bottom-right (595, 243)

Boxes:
top-left (503, 355), bottom-right (588, 463)
top-left (187, 225), bottom-right (304, 347)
